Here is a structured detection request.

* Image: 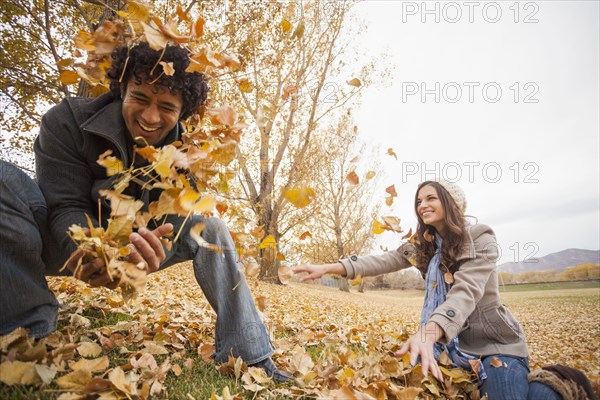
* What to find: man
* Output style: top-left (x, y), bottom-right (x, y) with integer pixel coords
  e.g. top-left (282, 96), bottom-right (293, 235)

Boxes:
top-left (0, 41), bottom-right (290, 382)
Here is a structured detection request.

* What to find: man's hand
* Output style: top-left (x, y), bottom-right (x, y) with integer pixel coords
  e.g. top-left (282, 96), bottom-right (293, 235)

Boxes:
top-left (292, 263), bottom-right (346, 282)
top-left (394, 321), bottom-right (444, 381)
top-left (128, 223), bottom-right (173, 273)
top-left (64, 249), bottom-right (118, 289)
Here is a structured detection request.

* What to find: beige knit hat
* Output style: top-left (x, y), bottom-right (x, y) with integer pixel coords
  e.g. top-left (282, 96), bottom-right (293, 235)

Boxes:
top-left (436, 180), bottom-right (467, 214)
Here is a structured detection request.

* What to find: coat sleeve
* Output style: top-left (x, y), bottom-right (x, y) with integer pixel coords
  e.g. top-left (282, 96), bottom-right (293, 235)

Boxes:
top-left (34, 99), bottom-right (99, 259)
top-left (340, 241), bottom-right (417, 279)
top-left (428, 225), bottom-right (499, 344)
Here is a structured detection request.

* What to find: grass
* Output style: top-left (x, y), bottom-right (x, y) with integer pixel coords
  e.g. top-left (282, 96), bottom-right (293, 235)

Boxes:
top-left (498, 280), bottom-right (600, 292)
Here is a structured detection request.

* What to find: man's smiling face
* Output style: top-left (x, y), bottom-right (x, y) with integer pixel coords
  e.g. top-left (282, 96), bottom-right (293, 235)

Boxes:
top-left (121, 80), bottom-right (183, 146)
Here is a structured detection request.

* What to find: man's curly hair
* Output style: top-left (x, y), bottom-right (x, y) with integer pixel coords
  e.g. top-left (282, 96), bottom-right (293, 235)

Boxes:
top-left (106, 41), bottom-right (209, 120)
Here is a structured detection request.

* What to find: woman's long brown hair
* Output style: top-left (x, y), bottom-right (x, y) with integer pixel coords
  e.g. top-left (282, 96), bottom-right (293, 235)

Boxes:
top-left (414, 181), bottom-right (466, 276)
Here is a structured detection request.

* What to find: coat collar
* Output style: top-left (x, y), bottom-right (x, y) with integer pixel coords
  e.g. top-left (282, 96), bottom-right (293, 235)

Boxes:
top-left (79, 96), bottom-right (182, 166)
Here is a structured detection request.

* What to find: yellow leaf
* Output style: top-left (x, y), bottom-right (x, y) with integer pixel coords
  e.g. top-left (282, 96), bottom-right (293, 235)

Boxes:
top-left (56, 369), bottom-right (91, 391)
top-left (284, 185), bottom-right (315, 208)
top-left (255, 295), bottom-right (266, 312)
top-left (141, 21), bottom-right (168, 50)
top-left (347, 78), bottom-right (362, 87)
top-left (346, 171), bottom-right (359, 185)
top-left (258, 234), bottom-right (276, 249)
top-left (0, 360), bottom-right (41, 385)
top-left (108, 367), bottom-right (133, 395)
top-left (190, 223), bottom-right (222, 254)
top-left (281, 19), bottom-right (292, 33)
top-left (349, 274), bottom-right (363, 286)
top-left (387, 148), bottom-right (398, 159)
top-left (239, 78), bottom-right (254, 93)
top-left (194, 194), bottom-right (216, 213)
top-left (69, 356), bottom-right (109, 373)
top-left (77, 342), bottom-right (102, 358)
top-left (385, 196), bottom-right (394, 207)
top-left (278, 265), bottom-right (293, 285)
top-left (366, 171), bottom-right (376, 180)
top-left (56, 58), bottom-right (73, 67)
top-left (336, 366), bottom-right (355, 385)
top-left (97, 149), bottom-right (123, 176)
top-left (159, 61), bottom-right (175, 76)
top-left (372, 219), bottom-right (385, 235)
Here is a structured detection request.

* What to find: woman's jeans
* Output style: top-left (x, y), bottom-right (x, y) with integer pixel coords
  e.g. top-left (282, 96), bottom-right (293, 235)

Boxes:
top-left (0, 161), bottom-right (273, 364)
top-left (480, 355), bottom-right (563, 400)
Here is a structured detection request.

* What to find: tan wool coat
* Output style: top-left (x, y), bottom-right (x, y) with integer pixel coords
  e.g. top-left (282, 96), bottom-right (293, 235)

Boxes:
top-left (340, 223), bottom-right (529, 358)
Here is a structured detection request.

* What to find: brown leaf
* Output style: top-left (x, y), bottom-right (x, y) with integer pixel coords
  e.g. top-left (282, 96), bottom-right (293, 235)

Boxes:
top-left (56, 369), bottom-right (92, 391)
top-left (59, 70), bottom-right (80, 85)
top-left (0, 360), bottom-right (41, 385)
top-left (281, 19), bottom-right (292, 33)
top-left (159, 61), bottom-right (175, 76)
top-left (239, 78), bottom-right (254, 93)
top-left (387, 148), bottom-right (398, 159)
top-left (401, 228), bottom-right (413, 240)
top-left (77, 342), bottom-right (102, 358)
top-left (299, 231), bottom-right (312, 241)
top-left (366, 171), bottom-right (376, 180)
top-left (385, 185), bottom-right (397, 197)
top-left (346, 171), bottom-right (359, 185)
top-left (489, 356), bottom-right (504, 368)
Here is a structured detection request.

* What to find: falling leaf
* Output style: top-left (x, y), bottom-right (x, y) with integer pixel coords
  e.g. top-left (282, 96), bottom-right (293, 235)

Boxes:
top-left (59, 70), bottom-right (80, 85)
top-left (284, 185), bottom-right (315, 208)
top-left (190, 223), bottom-right (222, 254)
top-left (244, 258), bottom-right (260, 279)
top-left (141, 21), bottom-right (168, 50)
top-left (372, 219), bottom-right (385, 235)
top-left (382, 216), bottom-right (402, 232)
top-left (366, 171), bottom-right (376, 180)
top-left (191, 17), bottom-right (205, 37)
top-left (299, 231), bottom-right (312, 241)
top-left (401, 228), bottom-right (413, 240)
top-left (423, 230), bottom-right (435, 243)
top-left (56, 58), bottom-right (73, 67)
top-left (281, 19), bottom-right (292, 33)
top-left (347, 78), bottom-right (361, 87)
top-left (278, 266), bottom-right (293, 284)
top-left (385, 185), bottom-right (397, 197)
top-left (346, 171), bottom-right (359, 185)
top-left (255, 295), bottom-right (267, 312)
top-left (176, 6), bottom-right (190, 22)
top-left (239, 78), bottom-right (254, 93)
top-left (349, 274), bottom-right (363, 287)
top-left (387, 148), bottom-right (398, 159)
top-left (291, 21), bottom-right (305, 40)
top-left (489, 356), bottom-right (504, 368)
top-left (444, 272), bottom-right (455, 285)
top-left (97, 150), bottom-right (123, 176)
top-left (159, 61), bottom-right (175, 76)
top-left (250, 225), bottom-right (265, 239)
top-left (385, 196), bottom-right (394, 206)
top-left (216, 202), bottom-right (228, 215)
top-left (258, 234), bottom-right (276, 250)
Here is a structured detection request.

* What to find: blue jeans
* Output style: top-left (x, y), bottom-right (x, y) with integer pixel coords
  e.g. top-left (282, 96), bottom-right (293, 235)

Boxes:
top-left (480, 355), bottom-right (563, 400)
top-left (0, 161), bottom-right (273, 364)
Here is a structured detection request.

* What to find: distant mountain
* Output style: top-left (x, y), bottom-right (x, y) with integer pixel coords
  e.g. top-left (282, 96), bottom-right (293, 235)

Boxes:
top-left (498, 248), bottom-right (600, 274)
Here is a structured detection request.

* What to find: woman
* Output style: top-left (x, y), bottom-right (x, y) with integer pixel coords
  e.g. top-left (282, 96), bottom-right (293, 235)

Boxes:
top-left (293, 180), bottom-right (574, 400)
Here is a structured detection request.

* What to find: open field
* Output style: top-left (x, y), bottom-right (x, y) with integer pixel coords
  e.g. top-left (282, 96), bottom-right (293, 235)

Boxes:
top-left (1, 263), bottom-right (599, 399)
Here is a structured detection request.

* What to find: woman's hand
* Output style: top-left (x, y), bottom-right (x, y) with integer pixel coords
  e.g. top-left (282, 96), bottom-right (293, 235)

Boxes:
top-left (292, 262), bottom-right (346, 282)
top-left (128, 224), bottom-right (173, 273)
top-left (395, 321), bottom-right (445, 381)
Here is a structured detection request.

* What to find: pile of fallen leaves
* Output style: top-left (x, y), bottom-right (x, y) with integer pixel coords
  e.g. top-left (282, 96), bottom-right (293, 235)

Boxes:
top-left (2, 265), bottom-right (598, 399)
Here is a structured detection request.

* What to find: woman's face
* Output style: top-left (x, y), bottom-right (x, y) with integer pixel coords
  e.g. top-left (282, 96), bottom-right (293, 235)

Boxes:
top-left (416, 184), bottom-right (446, 234)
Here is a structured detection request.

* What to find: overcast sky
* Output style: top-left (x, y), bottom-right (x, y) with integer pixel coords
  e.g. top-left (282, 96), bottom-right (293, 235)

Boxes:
top-left (349, 0), bottom-right (599, 263)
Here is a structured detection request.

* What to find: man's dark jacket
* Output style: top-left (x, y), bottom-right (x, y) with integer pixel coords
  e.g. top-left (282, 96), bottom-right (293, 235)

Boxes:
top-left (34, 93), bottom-right (183, 270)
